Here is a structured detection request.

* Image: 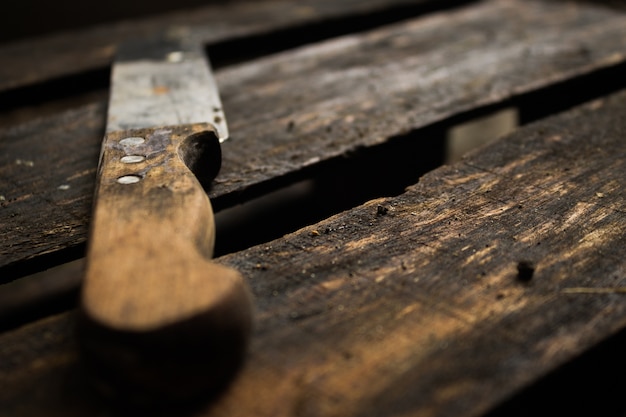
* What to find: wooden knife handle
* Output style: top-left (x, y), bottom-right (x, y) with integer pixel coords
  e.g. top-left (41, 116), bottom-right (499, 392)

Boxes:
top-left (78, 124), bottom-right (252, 404)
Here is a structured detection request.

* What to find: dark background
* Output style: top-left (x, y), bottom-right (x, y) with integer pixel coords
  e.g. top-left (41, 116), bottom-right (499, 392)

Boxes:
top-left (0, 0), bottom-right (242, 42)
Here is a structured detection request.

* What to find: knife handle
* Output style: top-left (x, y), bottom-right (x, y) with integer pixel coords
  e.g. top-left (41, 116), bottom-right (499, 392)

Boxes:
top-left (78, 124), bottom-right (252, 404)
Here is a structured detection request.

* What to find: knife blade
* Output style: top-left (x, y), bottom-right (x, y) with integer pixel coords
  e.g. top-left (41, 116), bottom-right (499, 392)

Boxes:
top-left (78, 32), bottom-right (252, 405)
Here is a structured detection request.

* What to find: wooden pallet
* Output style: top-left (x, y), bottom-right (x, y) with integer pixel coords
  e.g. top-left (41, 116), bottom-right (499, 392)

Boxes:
top-left (1, 0), bottom-right (626, 415)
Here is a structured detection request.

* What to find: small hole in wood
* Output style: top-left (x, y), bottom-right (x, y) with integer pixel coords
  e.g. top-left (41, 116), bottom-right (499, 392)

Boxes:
top-left (516, 260), bottom-right (535, 282)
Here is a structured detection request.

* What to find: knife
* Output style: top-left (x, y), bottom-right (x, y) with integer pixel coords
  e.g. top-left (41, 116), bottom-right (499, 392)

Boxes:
top-left (78, 32), bottom-right (253, 404)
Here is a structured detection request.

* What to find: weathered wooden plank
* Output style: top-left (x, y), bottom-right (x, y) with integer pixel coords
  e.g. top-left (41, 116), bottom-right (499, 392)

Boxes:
top-left (1, 80), bottom-right (624, 417)
top-left (210, 94), bottom-right (626, 417)
top-left (0, 103), bottom-right (105, 278)
top-left (2, 0), bottom-right (626, 275)
top-left (0, 0), bottom-right (446, 92)
top-left (215, 0), bottom-right (626, 196)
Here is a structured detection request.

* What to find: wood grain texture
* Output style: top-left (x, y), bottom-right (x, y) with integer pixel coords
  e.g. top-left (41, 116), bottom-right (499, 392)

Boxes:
top-left (0, 103), bottom-right (105, 278)
top-left (83, 125), bottom-right (223, 328)
top-left (214, 0), bottom-right (626, 196)
top-left (79, 125), bottom-right (252, 402)
top-left (0, 0), bottom-right (440, 92)
top-left (1, 80), bottom-right (624, 417)
top-left (2, 0), bottom-right (626, 278)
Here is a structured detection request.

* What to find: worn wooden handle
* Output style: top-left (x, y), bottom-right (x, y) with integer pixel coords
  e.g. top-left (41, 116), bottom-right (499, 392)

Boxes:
top-left (78, 124), bottom-right (252, 404)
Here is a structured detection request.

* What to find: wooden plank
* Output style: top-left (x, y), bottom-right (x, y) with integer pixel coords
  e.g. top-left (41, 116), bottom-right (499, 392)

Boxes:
top-left (214, 0), bottom-right (626, 197)
top-left (2, 0), bottom-right (626, 276)
top-left (1, 81), bottom-right (624, 417)
top-left (211, 94), bottom-right (626, 417)
top-left (0, 104), bottom-right (105, 278)
top-left (0, 0), bottom-right (446, 92)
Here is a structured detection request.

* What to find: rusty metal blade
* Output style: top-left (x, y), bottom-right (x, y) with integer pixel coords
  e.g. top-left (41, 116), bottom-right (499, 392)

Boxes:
top-left (106, 34), bottom-right (228, 141)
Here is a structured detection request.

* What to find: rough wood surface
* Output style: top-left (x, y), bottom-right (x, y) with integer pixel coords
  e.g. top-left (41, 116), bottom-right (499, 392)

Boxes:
top-left (214, 93), bottom-right (626, 417)
top-left (2, 0), bottom-right (626, 277)
top-left (0, 0), bottom-right (443, 92)
top-left (1, 82), bottom-right (624, 417)
top-left (0, 104), bottom-right (105, 277)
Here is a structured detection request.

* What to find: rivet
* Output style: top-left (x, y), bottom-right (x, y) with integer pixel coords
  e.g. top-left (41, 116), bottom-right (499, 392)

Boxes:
top-left (120, 155), bottom-right (146, 164)
top-left (119, 137), bottom-right (145, 146)
top-left (117, 175), bottom-right (142, 184)
top-left (167, 51), bottom-right (184, 63)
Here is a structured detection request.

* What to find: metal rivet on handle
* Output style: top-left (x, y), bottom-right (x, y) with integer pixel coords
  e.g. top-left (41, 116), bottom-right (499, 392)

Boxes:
top-left (121, 155), bottom-right (146, 164)
top-left (119, 137), bottom-right (145, 146)
top-left (166, 51), bottom-right (184, 63)
top-left (117, 175), bottom-right (142, 184)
